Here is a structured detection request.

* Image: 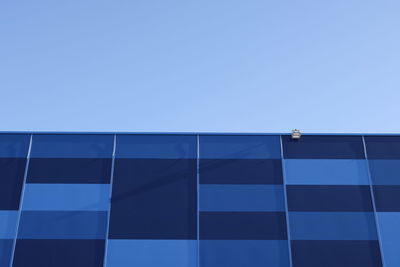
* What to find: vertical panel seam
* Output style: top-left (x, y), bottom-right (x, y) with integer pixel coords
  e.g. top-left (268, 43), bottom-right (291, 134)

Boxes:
top-left (362, 136), bottom-right (386, 267)
top-left (279, 135), bottom-right (294, 267)
top-left (9, 134), bottom-right (33, 267)
top-left (102, 134), bottom-right (117, 267)
top-left (196, 135), bottom-right (200, 267)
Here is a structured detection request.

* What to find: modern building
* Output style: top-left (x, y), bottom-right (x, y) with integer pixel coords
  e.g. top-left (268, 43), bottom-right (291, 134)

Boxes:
top-left (0, 132), bottom-right (399, 267)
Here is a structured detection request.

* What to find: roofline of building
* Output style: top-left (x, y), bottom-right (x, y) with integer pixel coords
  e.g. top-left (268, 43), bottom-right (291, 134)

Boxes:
top-left (0, 131), bottom-right (399, 136)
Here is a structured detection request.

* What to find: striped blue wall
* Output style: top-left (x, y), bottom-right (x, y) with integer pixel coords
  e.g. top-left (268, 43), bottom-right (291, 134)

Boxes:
top-left (0, 133), bottom-right (399, 267)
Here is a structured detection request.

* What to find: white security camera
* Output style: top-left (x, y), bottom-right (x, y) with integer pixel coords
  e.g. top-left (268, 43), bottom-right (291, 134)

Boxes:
top-left (291, 129), bottom-right (301, 139)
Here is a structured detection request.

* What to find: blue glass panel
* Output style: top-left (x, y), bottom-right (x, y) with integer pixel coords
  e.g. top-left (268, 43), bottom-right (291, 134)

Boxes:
top-left (0, 211), bottom-right (18, 238)
top-left (22, 184), bottom-right (109, 211)
top-left (13, 239), bottom-right (105, 267)
top-left (17, 211), bottom-right (107, 239)
top-left (200, 185), bottom-right (285, 212)
top-left (106, 240), bottom-right (196, 267)
top-left (291, 240), bottom-right (383, 267)
top-left (369, 160), bottom-right (400, 185)
top-left (0, 134), bottom-right (29, 158)
top-left (200, 240), bottom-right (290, 267)
top-left (0, 158), bottom-right (26, 210)
top-left (365, 136), bottom-right (400, 159)
top-left (0, 239), bottom-right (13, 267)
top-left (282, 135), bottom-right (365, 159)
top-left (27, 158), bottom-right (112, 184)
top-left (373, 186), bottom-right (400, 211)
top-left (109, 159), bottom-right (197, 239)
top-left (116, 135), bottom-right (196, 159)
top-left (200, 159), bottom-right (283, 184)
top-left (376, 212), bottom-right (400, 267)
top-left (31, 134), bottom-right (113, 158)
top-left (284, 159), bottom-right (369, 185)
top-left (287, 185), bottom-right (373, 211)
top-left (199, 135), bottom-right (281, 159)
top-left (200, 212), bottom-right (287, 240)
top-left (289, 212), bottom-right (378, 240)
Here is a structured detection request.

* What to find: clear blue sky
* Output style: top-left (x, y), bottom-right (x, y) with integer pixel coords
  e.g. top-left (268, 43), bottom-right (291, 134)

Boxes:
top-left (1, 1), bottom-right (400, 133)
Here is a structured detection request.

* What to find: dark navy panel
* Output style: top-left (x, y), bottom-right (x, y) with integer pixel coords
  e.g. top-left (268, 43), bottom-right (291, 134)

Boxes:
top-left (0, 239), bottom-right (13, 267)
top-left (287, 185), bottom-right (373, 211)
top-left (200, 212), bottom-right (287, 240)
top-left (13, 239), bottom-right (105, 267)
top-left (291, 240), bottom-right (383, 267)
top-left (200, 159), bottom-right (283, 184)
top-left (282, 135), bottom-right (365, 159)
top-left (27, 158), bottom-right (112, 183)
top-left (199, 135), bottom-right (281, 159)
top-left (373, 186), bottom-right (400, 212)
top-left (31, 134), bottom-right (114, 158)
top-left (365, 136), bottom-right (400, 159)
top-left (116, 134), bottom-right (197, 159)
top-left (0, 158), bottom-right (26, 210)
top-left (109, 159), bottom-right (197, 239)
top-left (0, 134), bottom-right (30, 158)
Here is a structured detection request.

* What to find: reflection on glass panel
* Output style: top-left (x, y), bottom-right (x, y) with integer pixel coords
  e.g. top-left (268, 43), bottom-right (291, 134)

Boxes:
top-left (199, 135), bottom-right (289, 267)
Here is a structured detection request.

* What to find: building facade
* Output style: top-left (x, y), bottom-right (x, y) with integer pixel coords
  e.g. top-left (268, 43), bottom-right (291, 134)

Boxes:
top-left (0, 133), bottom-right (399, 267)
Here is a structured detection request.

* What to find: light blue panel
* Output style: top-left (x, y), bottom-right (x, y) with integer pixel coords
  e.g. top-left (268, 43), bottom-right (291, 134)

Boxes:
top-left (200, 240), bottom-right (290, 267)
top-left (106, 240), bottom-right (196, 267)
top-left (116, 135), bottom-right (197, 159)
top-left (31, 134), bottom-right (114, 158)
top-left (369, 160), bottom-right (400, 185)
top-left (0, 134), bottom-right (30, 158)
top-left (376, 212), bottom-right (400, 267)
top-left (17, 211), bottom-right (107, 239)
top-left (200, 135), bottom-right (281, 159)
top-left (0, 239), bottom-right (13, 267)
top-left (22, 184), bottom-right (109, 211)
top-left (289, 212), bottom-right (378, 240)
top-left (284, 159), bottom-right (370, 185)
top-left (200, 185), bottom-right (285, 211)
top-left (0, 211), bottom-right (18, 238)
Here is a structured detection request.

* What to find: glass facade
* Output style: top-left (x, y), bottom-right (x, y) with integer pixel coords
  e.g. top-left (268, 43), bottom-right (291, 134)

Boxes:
top-left (0, 133), bottom-right (399, 267)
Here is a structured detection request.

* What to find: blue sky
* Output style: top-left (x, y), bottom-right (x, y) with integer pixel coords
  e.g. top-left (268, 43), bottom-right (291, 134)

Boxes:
top-left (1, 1), bottom-right (400, 133)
